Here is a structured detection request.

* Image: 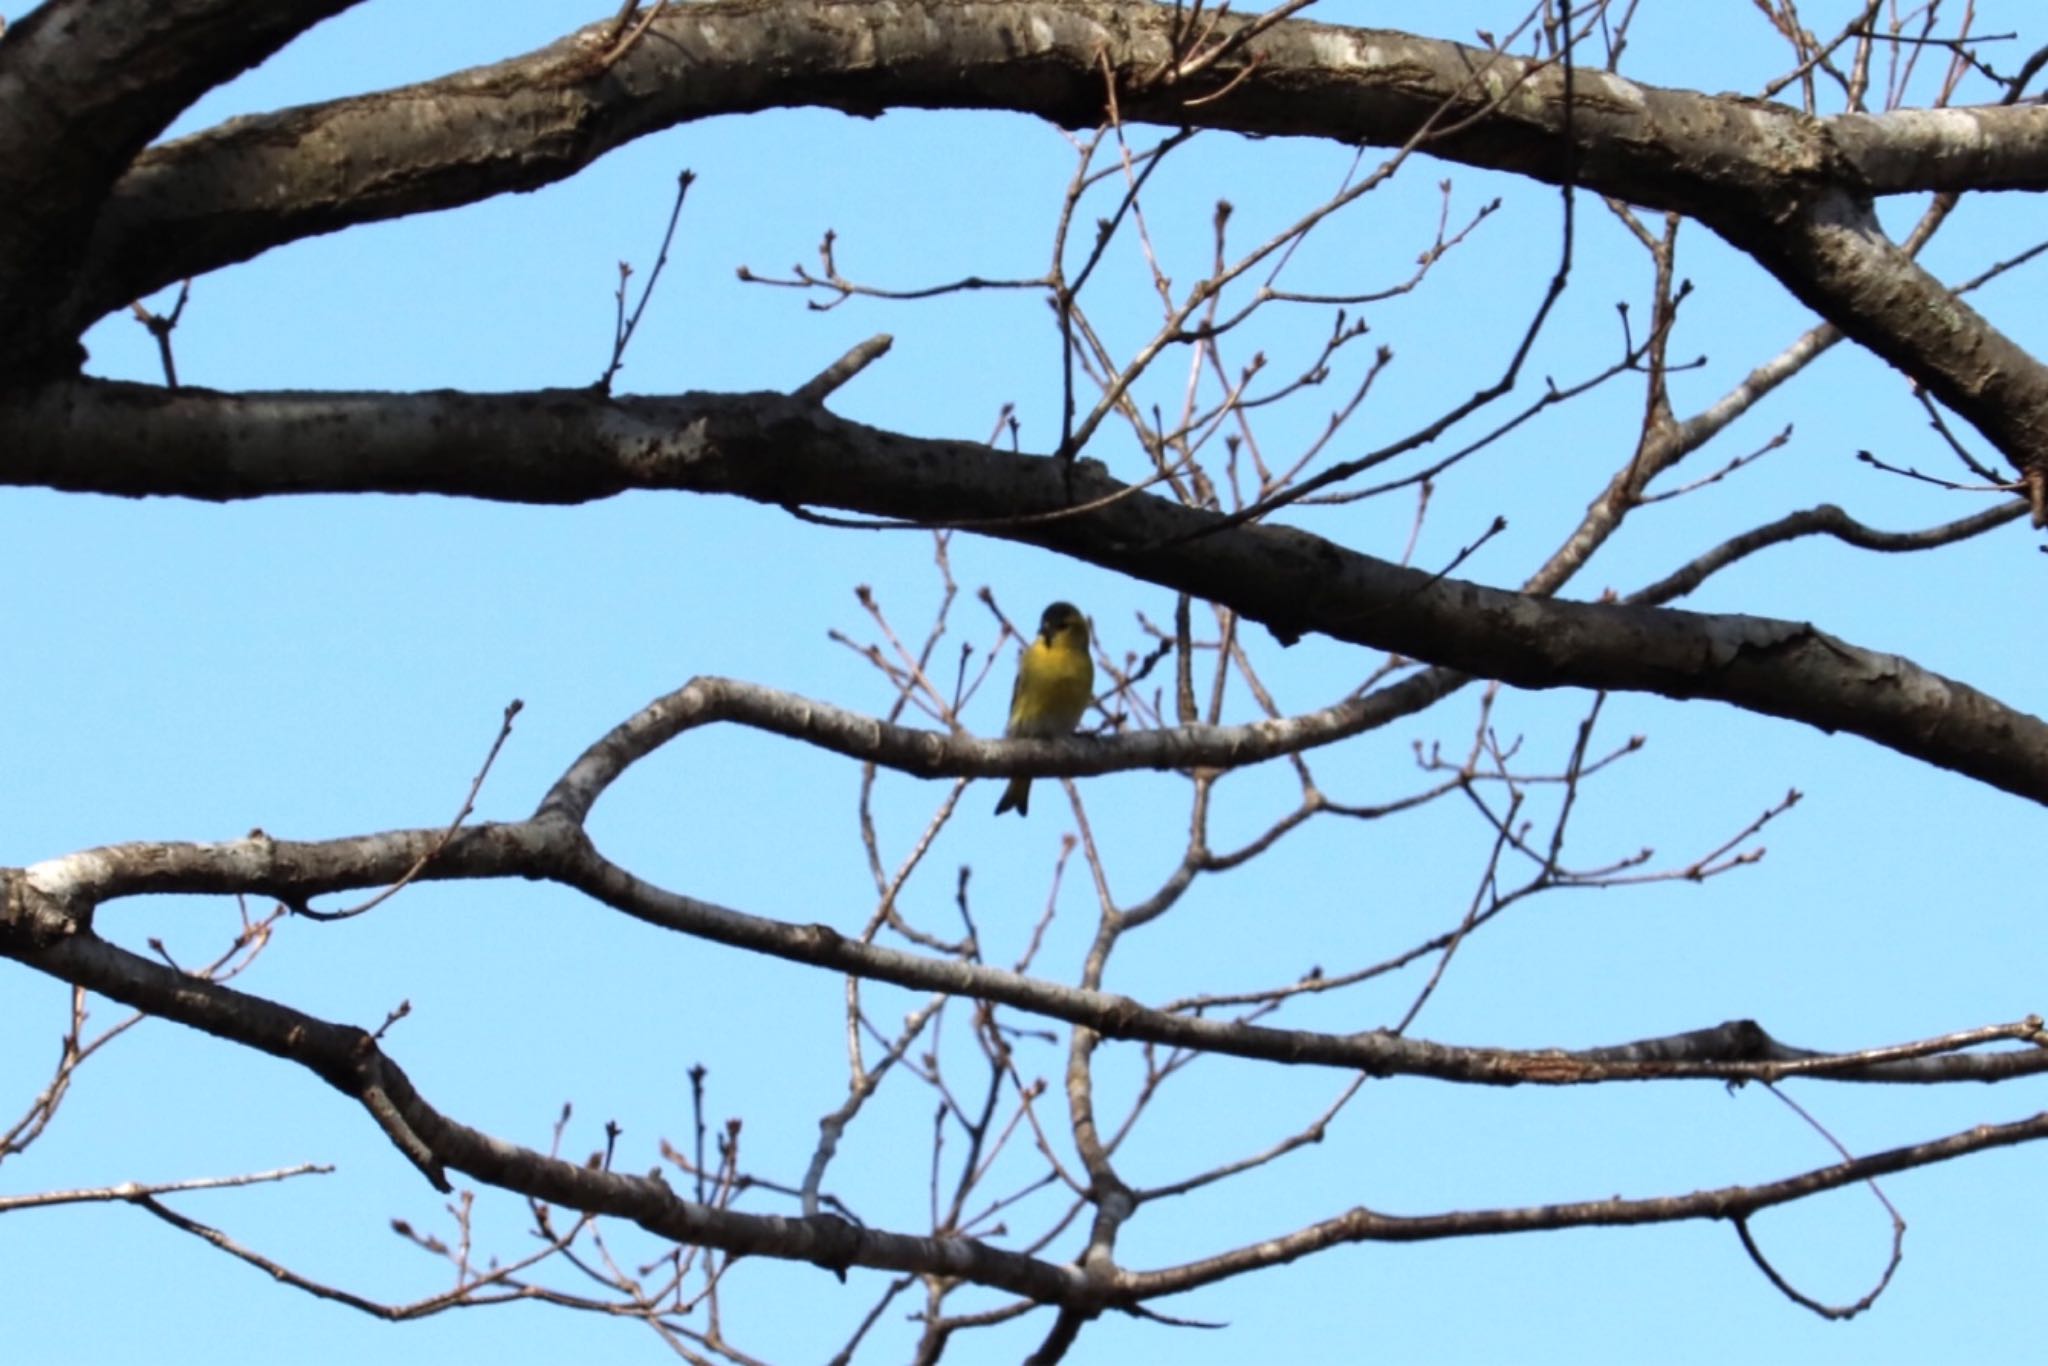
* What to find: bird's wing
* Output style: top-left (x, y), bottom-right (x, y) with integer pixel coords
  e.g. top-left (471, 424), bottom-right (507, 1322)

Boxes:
top-left (1003, 646), bottom-right (1028, 736)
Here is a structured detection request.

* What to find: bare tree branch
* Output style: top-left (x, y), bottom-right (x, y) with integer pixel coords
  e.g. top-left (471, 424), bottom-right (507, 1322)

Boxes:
top-left (0, 0), bottom-right (365, 371)
top-left (49, 1), bottom-right (2048, 481)
top-left (7, 380), bottom-right (2041, 804)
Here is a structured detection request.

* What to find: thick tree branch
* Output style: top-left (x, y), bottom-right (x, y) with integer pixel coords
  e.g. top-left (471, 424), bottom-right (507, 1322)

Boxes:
top-left (0, 0), bottom-right (363, 373)
top-left (6, 378), bottom-right (2043, 803)
top-left (52, 0), bottom-right (2048, 480)
top-left (11, 671), bottom-right (2048, 1092)
top-left (1829, 106), bottom-right (2048, 194)
top-left (11, 852), bottom-right (2042, 1311)
top-left (1720, 190), bottom-right (2048, 491)
top-left (83, 0), bottom-right (2048, 318)
top-left (0, 890), bottom-right (1087, 1302)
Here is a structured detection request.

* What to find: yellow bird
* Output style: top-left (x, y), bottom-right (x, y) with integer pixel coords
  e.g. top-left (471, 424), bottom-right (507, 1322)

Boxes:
top-left (994, 601), bottom-right (1095, 817)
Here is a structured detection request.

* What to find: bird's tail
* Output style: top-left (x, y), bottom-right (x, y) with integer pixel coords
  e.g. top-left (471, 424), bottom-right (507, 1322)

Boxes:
top-left (993, 776), bottom-right (1032, 817)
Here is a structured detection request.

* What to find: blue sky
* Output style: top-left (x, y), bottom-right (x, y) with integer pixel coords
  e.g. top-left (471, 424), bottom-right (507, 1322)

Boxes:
top-left (4, 2), bottom-right (2047, 1361)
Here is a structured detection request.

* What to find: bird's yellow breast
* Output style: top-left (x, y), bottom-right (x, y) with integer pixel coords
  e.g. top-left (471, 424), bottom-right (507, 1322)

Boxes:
top-left (1006, 626), bottom-right (1093, 739)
